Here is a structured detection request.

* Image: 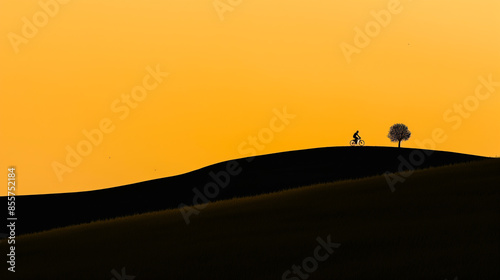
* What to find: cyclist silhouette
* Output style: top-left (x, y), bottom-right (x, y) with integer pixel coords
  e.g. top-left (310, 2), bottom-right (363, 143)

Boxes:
top-left (353, 130), bottom-right (361, 144)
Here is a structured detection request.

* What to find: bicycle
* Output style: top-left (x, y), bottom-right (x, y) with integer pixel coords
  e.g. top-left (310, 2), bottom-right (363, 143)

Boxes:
top-left (350, 139), bottom-right (365, 147)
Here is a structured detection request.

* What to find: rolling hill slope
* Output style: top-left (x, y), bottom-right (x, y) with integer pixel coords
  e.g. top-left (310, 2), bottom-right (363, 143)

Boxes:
top-left (1, 147), bottom-right (487, 235)
top-left (1, 158), bottom-right (498, 279)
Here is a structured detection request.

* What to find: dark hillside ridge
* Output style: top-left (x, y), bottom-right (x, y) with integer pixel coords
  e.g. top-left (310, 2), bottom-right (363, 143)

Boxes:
top-left (2, 147), bottom-right (486, 235)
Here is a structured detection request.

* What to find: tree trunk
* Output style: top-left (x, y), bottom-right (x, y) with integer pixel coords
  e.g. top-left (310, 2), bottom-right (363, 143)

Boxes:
top-left (398, 140), bottom-right (401, 148)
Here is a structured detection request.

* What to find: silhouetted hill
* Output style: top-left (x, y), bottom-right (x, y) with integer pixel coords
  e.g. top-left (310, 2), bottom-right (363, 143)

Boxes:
top-left (2, 158), bottom-right (498, 279)
top-left (1, 147), bottom-right (487, 235)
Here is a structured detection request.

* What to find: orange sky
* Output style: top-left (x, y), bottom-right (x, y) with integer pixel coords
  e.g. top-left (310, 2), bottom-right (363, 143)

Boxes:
top-left (1, 0), bottom-right (499, 195)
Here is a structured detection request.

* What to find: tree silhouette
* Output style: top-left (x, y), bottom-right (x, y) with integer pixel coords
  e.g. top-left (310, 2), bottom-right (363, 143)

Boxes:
top-left (388, 123), bottom-right (411, 148)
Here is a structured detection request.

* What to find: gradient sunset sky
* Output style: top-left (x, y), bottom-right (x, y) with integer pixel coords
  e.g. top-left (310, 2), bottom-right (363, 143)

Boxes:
top-left (1, 0), bottom-right (499, 195)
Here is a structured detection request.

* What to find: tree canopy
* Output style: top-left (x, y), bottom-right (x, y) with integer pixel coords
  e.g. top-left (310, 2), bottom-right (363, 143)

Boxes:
top-left (388, 123), bottom-right (411, 148)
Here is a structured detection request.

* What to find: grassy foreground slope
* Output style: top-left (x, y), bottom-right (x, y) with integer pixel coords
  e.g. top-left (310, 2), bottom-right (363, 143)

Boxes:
top-left (2, 159), bottom-right (499, 279)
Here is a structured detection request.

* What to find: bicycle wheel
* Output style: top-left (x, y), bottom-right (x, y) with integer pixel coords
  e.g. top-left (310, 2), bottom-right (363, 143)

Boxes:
top-left (349, 140), bottom-right (356, 146)
top-left (359, 140), bottom-right (365, 146)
